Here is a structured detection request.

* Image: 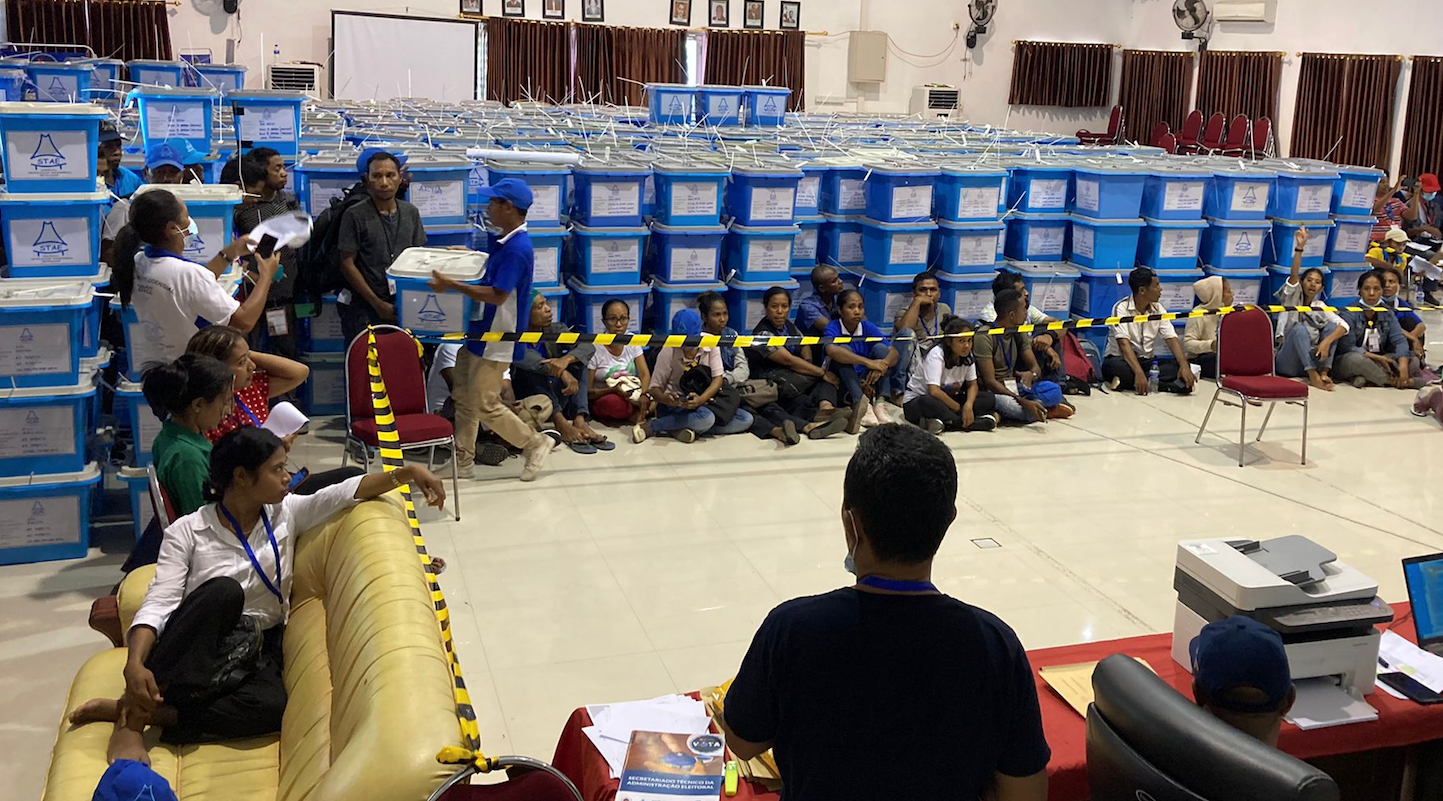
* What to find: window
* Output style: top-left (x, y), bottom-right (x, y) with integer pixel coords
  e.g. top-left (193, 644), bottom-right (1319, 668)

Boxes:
top-left (685, 33), bottom-right (701, 86)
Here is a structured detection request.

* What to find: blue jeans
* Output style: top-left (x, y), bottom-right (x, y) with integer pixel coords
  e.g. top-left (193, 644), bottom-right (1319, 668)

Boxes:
top-left (1275, 322), bottom-right (1337, 377)
top-left (832, 343), bottom-right (901, 404)
top-left (708, 407), bottom-right (754, 435)
top-left (651, 406), bottom-right (715, 436)
top-left (510, 363), bottom-right (591, 420)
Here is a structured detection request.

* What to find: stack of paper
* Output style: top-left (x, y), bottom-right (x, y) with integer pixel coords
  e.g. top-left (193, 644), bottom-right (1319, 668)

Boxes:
top-left (1285, 678), bottom-right (1378, 730)
top-left (584, 695), bottom-right (712, 779)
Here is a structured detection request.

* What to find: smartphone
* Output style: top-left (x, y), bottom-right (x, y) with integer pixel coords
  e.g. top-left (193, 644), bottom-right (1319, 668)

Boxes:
top-left (256, 233), bottom-right (280, 259)
top-left (286, 467), bottom-right (310, 493)
top-left (1379, 671), bottom-right (1443, 704)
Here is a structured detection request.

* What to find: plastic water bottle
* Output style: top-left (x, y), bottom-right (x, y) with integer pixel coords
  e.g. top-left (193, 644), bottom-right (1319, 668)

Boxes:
top-left (273, 45), bottom-right (281, 63)
top-left (1148, 363), bottom-right (1160, 394)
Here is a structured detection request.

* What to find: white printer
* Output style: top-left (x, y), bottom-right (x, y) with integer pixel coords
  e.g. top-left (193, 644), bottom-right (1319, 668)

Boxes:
top-left (1170, 536), bottom-right (1393, 696)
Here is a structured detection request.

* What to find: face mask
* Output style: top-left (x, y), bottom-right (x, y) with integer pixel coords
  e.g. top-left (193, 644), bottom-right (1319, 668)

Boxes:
top-left (843, 552), bottom-right (856, 575)
top-left (179, 218), bottom-right (200, 251)
top-left (1426, 192), bottom-right (1438, 202)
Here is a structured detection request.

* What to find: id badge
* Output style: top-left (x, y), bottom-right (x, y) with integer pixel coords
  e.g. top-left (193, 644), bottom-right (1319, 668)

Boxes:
top-left (1364, 328), bottom-right (1381, 353)
top-left (266, 308), bottom-right (289, 337)
top-left (1005, 379), bottom-right (1019, 395)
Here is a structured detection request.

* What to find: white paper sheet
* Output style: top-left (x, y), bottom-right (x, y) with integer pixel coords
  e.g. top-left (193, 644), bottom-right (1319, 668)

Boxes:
top-left (1284, 678), bottom-right (1378, 731)
top-left (249, 212), bottom-right (314, 251)
top-left (584, 695), bottom-right (713, 778)
top-left (261, 401), bottom-right (309, 438)
top-left (1379, 630), bottom-right (1443, 692)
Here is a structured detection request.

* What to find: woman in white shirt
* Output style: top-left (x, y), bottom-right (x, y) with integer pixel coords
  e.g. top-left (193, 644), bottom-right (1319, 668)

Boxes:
top-left (68, 427), bottom-right (445, 766)
top-left (113, 188), bottom-right (280, 369)
top-left (588, 299), bottom-right (653, 425)
top-left (901, 316), bottom-right (999, 433)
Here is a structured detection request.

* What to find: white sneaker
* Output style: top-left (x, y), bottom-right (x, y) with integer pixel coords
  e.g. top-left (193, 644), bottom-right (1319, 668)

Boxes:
top-left (519, 436), bottom-right (551, 482)
top-left (872, 401), bottom-right (894, 425)
top-left (922, 418), bottom-right (945, 435)
top-left (455, 459), bottom-right (475, 480)
top-left (859, 403), bottom-right (880, 428)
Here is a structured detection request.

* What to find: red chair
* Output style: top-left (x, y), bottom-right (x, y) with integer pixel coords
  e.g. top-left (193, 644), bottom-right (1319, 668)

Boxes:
top-left (1198, 112), bottom-right (1226, 153)
top-left (1250, 116), bottom-right (1274, 158)
top-left (1157, 132), bottom-right (1178, 155)
top-left (146, 464), bottom-right (177, 528)
top-left (1176, 110), bottom-right (1204, 154)
top-left (1217, 114), bottom-right (1251, 156)
top-left (1194, 309), bottom-right (1309, 467)
top-left (1077, 105), bottom-right (1124, 146)
top-left (1147, 122), bottom-right (1172, 149)
top-left (343, 325), bottom-right (462, 520)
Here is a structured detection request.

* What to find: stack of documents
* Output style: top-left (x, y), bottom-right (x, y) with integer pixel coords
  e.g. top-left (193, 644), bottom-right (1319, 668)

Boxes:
top-left (1376, 630), bottom-right (1443, 699)
top-left (584, 695), bottom-right (713, 779)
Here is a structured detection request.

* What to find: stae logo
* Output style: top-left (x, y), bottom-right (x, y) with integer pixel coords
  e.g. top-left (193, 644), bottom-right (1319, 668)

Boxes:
top-left (416, 293), bottom-right (447, 325)
top-left (28, 134), bottom-right (67, 172)
top-left (31, 221), bottom-right (69, 259)
top-left (25, 410), bottom-right (41, 426)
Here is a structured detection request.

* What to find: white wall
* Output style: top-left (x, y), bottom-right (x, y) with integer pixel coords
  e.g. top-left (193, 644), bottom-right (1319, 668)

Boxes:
top-left (162, 0), bottom-right (1443, 164)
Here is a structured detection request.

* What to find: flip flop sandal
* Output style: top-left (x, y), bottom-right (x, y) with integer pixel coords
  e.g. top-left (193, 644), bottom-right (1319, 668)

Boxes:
top-left (591, 439), bottom-right (617, 451)
top-left (567, 441), bottom-right (599, 454)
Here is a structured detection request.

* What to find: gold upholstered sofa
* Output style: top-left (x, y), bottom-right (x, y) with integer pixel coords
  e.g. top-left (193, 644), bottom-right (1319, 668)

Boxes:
top-left (41, 494), bottom-right (466, 801)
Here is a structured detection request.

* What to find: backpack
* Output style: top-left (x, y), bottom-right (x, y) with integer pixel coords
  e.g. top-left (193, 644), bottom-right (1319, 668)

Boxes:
top-left (1061, 330), bottom-right (1100, 396)
top-left (294, 182), bottom-right (369, 307)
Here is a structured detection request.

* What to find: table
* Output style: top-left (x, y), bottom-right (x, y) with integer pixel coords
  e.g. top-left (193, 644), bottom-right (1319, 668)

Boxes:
top-left (551, 601), bottom-right (1443, 801)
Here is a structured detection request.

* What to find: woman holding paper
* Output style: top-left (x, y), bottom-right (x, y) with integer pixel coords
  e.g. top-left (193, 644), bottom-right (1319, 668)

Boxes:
top-left (186, 326), bottom-right (363, 495)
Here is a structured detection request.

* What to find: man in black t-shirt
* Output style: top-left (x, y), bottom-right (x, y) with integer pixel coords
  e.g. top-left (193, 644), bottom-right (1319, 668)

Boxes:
top-left (721, 424), bottom-right (1050, 801)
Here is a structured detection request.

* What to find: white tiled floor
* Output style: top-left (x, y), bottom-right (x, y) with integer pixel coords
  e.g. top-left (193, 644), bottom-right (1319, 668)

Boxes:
top-left (7, 346), bottom-right (1443, 797)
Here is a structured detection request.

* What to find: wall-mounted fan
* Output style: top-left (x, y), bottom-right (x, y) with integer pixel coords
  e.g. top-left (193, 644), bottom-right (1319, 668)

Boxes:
top-left (967, 0), bottom-right (997, 49)
top-left (1173, 0), bottom-right (1211, 41)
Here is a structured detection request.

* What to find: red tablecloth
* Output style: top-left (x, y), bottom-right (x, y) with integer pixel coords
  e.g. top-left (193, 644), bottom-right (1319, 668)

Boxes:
top-left (551, 602), bottom-right (1441, 801)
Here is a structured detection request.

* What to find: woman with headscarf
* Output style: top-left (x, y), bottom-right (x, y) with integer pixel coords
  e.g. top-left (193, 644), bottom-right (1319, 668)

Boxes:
top-left (1184, 275), bottom-right (1233, 380)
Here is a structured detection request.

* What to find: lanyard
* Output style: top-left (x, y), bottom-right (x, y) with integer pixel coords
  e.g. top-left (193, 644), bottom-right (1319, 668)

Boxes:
top-left (235, 394), bottom-right (262, 427)
top-left (1000, 335), bottom-right (1017, 374)
top-left (858, 575), bottom-right (939, 593)
top-left (142, 245), bottom-right (206, 268)
top-left (218, 503), bottom-right (284, 602)
top-left (922, 312), bottom-right (938, 338)
top-left (373, 199), bottom-right (399, 263)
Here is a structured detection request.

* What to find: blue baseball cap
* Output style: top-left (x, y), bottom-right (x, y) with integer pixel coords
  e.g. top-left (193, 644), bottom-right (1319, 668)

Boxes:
top-left (91, 759), bottom-right (178, 801)
top-left (1028, 380), bottom-right (1064, 408)
top-left (476, 177), bottom-right (534, 211)
top-left (671, 307), bottom-right (703, 336)
top-left (98, 121), bottom-right (123, 144)
top-left (162, 138), bottom-right (207, 166)
top-left (1190, 616), bottom-right (1293, 714)
top-left (144, 142), bottom-right (185, 172)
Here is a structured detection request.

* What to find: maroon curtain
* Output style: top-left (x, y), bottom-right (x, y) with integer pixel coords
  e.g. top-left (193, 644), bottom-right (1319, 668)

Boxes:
top-left (1117, 49), bottom-right (1194, 143)
top-left (486, 17), bottom-right (572, 105)
top-left (7, 0), bottom-right (173, 61)
top-left (1008, 41), bottom-right (1114, 108)
top-left (575, 25), bottom-right (686, 107)
top-left (1195, 50), bottom-right (1282, 122)
top-left (1400, 56), bottom-right (1443, 178)
top-left (703, 30), bottom-right (806, 110)
top-left (1291, 53), bottom-right (1402, 168)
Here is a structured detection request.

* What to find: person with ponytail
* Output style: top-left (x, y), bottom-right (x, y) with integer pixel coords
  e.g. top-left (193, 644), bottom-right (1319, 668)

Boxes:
top-left (186, 325), bottom-right (308, 443)
top-left (112, 188), bottom-right (280, 370)
top-left (142, 354), bottom-right (236, 517)
top-left (68, 427), bottom-right (446, 766)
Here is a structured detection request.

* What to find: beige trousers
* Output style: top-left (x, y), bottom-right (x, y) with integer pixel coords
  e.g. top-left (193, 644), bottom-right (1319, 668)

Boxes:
top-left (453, 348), bottom-right (541, 463)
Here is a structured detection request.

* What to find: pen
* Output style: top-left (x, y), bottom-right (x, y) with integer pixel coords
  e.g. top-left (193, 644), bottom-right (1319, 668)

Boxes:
top-left (1379, 657), bottom-right (1391, 669)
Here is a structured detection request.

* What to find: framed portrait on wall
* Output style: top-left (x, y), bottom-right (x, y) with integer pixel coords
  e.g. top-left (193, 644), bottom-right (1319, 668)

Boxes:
top-left (582, 0), bottom-right (605, 21)
top-left (670, 0), bottom-right (692, 26)
top-left (502, 0), bottom-right (525, 16)
top-left (709, 0), bottom-right (729, 27)
top-left (779, 0), bottom-right (800, 30)
top-left (543, 0), bottom-right (564, 19)
top-left (743, 0), bottom-right (764, 29)
top-left (460, 0), bottom-right (482, 14)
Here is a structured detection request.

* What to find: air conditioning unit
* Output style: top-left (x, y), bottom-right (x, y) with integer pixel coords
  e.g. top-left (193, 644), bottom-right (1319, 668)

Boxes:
top-left (909, 85), bottom-right (960, 119)
top-left (266, 62), bottom-right (326, 97)
top-left (1213, 0), bottom-right (1277, 24)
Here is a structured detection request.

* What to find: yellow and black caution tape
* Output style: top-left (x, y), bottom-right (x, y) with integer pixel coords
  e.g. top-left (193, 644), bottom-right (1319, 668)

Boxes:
top-left (365, 328), bottom-right (483, 754)
top-left (412, 303), bottom-right (1442, 348)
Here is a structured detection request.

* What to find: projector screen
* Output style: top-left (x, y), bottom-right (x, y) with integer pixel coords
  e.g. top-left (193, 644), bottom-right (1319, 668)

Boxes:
top-left (331, 11), bottom-right (478, 101)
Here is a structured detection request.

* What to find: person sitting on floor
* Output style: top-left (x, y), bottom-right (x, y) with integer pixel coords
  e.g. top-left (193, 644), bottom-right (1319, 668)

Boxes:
top-left (1184, 275), bottom-right (1233, 380)
top-left (1190, 616), bottom-right (1296, 748)
top-left (824, 289), bottom-right (901, 428)
top-left (511, 292), bottom-right (611, 454)
top-left (718, 424), bottom-right (1051, 801)
top-left (587, 299), bottom-right (653, 426)
top-left (1379, 266), bottom-right (1428, 361)
top-left (902, 316), bottom-right (999, 434)
top-left (1333, 270), bottom-right (1418, 389)
top-left (697, 291), bottom-right (756, 437)
top-left (747, 286), bottom-right (853, 433)
top-left (974, 289), bottom-right (1073, 423)
top-left (978, 269), bottom-right (1065, 383)
top-left (1102, 267), bottom-right (1198, 396)
top-left (634, 309), bottom-right (724, 444)
top-left (1274, 227), bottom-right (1348, 391)
top-left (892, 271), bottom-right (952, 401)
top-left (796, 265), bottom-right (846, 338)
top-left (68, 427), bottom-right (445, 767)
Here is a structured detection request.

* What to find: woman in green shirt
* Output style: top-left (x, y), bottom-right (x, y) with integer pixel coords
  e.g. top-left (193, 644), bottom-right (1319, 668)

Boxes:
top-left (143, 354), bottom-right (236, 517)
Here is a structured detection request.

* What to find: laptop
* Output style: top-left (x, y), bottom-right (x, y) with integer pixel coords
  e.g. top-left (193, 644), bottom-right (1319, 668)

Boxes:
top-left (1402, 553), bottom-right (1443, 655)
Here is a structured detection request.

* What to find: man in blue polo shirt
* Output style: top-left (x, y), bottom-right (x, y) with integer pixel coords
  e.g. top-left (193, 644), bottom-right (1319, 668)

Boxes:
top-left (429, 178), bottom-right (552, 482)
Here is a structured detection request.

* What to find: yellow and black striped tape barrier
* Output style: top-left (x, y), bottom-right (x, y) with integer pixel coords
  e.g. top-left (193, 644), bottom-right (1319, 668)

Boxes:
top-left (365, 329), bottom-right (483, 755)
top-left (411, 303), bottom-right (1442, 348)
